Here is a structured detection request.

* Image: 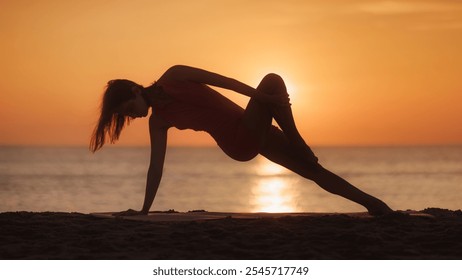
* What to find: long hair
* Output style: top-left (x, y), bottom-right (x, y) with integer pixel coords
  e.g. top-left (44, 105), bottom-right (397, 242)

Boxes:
top-left (89, 79), bottom-right (140, 152)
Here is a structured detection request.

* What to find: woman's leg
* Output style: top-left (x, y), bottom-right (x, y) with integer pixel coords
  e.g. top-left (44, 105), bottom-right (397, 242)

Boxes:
top-left (241, 73), bottom-right (392, 215)
top-left (260, 128), bottom-right (393, 216)
top-left (242, 73), bottom-right (317, 164)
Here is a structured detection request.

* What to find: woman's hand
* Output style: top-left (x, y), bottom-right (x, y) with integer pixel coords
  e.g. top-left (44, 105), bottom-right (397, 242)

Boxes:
top-left (255, 90), bottom-right (291, 107)
top-left (112, 209), bottom-right (148, 217)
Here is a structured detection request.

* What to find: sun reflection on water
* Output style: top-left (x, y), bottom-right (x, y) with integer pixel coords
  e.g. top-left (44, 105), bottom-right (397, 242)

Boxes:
top-left (251, 158), bottom-right (299, 213)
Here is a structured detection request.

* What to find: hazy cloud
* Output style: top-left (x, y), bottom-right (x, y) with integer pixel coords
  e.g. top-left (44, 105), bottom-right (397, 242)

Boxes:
top-left (344, 0), bottom-right (462, 30)
top-left (354, 0), bottom-right (462, 15)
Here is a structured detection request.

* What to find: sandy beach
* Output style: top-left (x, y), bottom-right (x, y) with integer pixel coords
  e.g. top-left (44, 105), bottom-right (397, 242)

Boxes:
top-left (1, 208), bottom-right (461, 260)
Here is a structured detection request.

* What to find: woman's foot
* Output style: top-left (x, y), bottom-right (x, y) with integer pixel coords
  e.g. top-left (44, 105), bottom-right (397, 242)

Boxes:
top-left (366, 199), bottom-right (394, 216)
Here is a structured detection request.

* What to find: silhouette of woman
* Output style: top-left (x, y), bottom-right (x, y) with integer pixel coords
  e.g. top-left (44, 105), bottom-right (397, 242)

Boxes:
top-left (90, 65), bottom-right (393, 216)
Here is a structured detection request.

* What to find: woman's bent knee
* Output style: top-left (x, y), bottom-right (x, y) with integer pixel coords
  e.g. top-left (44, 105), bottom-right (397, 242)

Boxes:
top-left (258, 73), bottom-right (286, 94)
top-left (263, 73), bottom-right (283, 82)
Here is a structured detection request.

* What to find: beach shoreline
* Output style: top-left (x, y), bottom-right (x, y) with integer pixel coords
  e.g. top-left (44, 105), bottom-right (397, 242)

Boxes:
top-left (1, 208), bottom-right (461, 260)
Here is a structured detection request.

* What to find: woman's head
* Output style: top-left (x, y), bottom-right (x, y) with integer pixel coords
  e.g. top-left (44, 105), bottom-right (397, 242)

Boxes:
top-left (90, 79), bottom-right (149, 152)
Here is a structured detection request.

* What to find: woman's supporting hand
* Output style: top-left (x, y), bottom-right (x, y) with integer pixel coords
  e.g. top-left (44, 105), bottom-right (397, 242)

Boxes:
top-left (112, 209), bottom-right (148, 217)
top-left (254, 90), bottom-right (291, 107)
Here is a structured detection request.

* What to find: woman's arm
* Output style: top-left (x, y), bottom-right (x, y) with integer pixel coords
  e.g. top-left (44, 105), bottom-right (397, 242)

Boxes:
top-left (160, 65), bottom-right (289, 106)
top-left (161, 65), bottom-right (257, 97)
top-left (140, 116), bottom-right (169, 214)
top-left (113, 116), bottom-right (168, 217)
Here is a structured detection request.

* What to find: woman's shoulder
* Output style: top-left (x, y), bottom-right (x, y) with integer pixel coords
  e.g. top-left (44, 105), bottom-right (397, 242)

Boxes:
top-left (158, 65), bottom-right (215, 86)
top-left (157, 75), bottom-right (203, 90)
top-left (157, 65), bottom-right (189, 83)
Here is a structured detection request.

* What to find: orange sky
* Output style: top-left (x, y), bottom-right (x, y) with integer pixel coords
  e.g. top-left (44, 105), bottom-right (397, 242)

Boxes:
top-left (1, 0), bottom-right (461, 147)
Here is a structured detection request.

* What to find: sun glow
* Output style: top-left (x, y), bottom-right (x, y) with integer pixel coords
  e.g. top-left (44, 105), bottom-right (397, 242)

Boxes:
top-left (251, 158), bottom-right (299, 213)
top-left (250, 63), bottom-right (301, 102)
top-left (252, 178), bottom-right (298, 213)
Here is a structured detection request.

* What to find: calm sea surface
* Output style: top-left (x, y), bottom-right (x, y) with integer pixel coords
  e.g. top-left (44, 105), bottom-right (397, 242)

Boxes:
top-left (0, 146), bottom-right (461, 213)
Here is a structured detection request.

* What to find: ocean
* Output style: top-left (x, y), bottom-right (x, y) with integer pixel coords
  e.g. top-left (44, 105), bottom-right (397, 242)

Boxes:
top-left (0, 146), bottom-right (461, 213)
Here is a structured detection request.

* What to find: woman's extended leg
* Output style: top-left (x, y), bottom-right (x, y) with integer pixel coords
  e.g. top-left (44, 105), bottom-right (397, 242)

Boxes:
top-left (260, 128), bottom-right (393, 215)
top-left (241, 73), bottom-right (392, 215)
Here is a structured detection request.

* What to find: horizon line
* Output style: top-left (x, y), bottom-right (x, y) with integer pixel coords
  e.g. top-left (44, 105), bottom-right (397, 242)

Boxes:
top-left (1, 143), bottom-right (461, 149)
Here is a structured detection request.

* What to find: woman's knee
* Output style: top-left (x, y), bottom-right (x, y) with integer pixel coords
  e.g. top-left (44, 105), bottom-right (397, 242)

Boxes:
top-left (262, 73), bottom-right (283, 83)
top-left (258, 73), bottom-right (287, 94)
